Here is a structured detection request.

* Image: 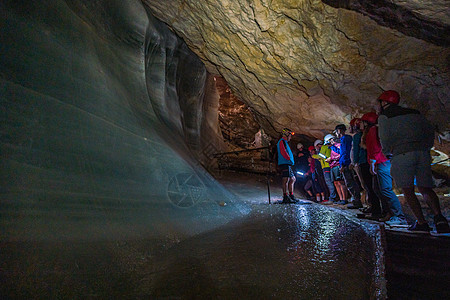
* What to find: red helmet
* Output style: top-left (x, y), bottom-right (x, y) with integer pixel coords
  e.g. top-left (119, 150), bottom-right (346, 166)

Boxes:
top-left (350, 118), bottom-right (362, 127)
top-left (308, 146), bottom-right (315, 152)
top-left (378, 90), bottom-right (400, 104)
top-left (361, 112), bottom-right (378, 124)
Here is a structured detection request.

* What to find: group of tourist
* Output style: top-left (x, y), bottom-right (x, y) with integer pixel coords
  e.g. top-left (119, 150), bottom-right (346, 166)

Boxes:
top-left (276, 90), bottom-right (449, 234)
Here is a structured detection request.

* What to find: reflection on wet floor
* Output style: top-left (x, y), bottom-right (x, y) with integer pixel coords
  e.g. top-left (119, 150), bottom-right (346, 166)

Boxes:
top-left (143, 204), bottom-right (385, 299)
top-left (1, 203), bottom-right (385, 299)
top-left (1, 170), bottom-right (387, 299)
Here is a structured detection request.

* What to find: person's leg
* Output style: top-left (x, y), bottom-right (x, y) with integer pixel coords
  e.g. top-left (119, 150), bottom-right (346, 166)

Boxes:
top-left (360, 163), bottom-right (382, 214)
top-left (282, 177), bottom-right (288, 195)
top-left (342, 166), bottom-right (361, 203)
top-left (287, 176), bottom-right (299, 202)
top-left (419, 187), bottom-right (450, 232)
top-left (323, 168), bottom-right (337, 201)
top-left (355, 165), bottom-right (369, 205)
top-left (304, 179), bottom-right (313, 197)
top-left (339, 181), bottom-right (347, 201)
top-left (413, 151), bottom-right (445, 217)
top-left (318, 175), bottom-right (328, 199)
top-left (288, 176), bottom-right (296, 195)
top-left (403, 186), bottom-right (426, 224)
top-left (334, 181), bottom-right (343, 200)
top-left (372, 171), bottom-right (390, 217)
top-left (417, 186), bottom-right (442, 215)
top-left (377, 161), bottom-right (406, 220)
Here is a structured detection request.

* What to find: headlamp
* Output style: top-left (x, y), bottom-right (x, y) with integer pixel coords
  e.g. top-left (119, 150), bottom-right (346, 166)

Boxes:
top-left (282, 128), bottom-right (294, 136)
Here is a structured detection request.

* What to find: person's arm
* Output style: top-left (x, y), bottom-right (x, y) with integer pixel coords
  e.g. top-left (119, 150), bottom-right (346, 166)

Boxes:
top-left (279, 140), bottom-right (291, 160)
top-left (378, 115), bottom-right (391, 156)
top-left (329, 144), bottom-right (340, 154)
top-left (352, 134), bottom-right (361, 165)
top-left (341, 135), bottom-right (352, 163)
top-left (365, 130), bottom-right (377, 174)
top-left (422, 116), bottom-right (435, 149)
top-left (312, 154), bottom-right (321, 160)
top-left (319, 146), bottom-right (329, 159)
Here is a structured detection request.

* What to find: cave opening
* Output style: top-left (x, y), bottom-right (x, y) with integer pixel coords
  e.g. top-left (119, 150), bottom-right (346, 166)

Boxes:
top-left (214, 76), bottom-right (260, 150)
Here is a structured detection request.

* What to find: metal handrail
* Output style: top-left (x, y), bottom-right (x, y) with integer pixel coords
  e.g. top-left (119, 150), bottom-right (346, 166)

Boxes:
top-left (213, 146), bottom-right (270, 157)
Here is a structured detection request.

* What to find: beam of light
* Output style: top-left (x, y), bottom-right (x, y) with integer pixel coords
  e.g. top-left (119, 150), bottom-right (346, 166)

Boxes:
top-left (318, 153), bottom-right (327, 159)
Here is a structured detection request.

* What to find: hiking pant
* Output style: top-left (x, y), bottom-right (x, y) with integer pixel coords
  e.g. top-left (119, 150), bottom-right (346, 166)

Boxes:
top-left (341, 165), bottom-right (361, 202)
top-left (375, 161), bottom-right (405, 219)
top-left (322, 167), bottom-right (337, 200)
top-left (359, 163), bottom-right (382, 214)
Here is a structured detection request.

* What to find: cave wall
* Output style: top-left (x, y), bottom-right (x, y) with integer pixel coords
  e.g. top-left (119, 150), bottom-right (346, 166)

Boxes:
top-left (0, 0), bottom-right (247, 243)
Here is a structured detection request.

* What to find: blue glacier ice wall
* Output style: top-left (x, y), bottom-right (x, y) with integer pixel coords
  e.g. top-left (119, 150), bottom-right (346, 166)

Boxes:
top-left (0, 0), bottom-right (248, 243)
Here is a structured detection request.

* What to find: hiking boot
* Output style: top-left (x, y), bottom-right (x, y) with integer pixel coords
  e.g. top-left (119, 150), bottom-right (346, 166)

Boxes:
top-left (282, 195), bottom-right (292, 204)
top-left (289, 194), bottom-right (299, 203)
top-left (360, 206), bottom-right (372, 213)
top-left (364, 213), bottom-right (384, 220)
top-left (378, 213), bottom-right (392, 222)
top-left (408, 220), bottom-right (431, 233)
top-left (322, 199), bottom-right (334, 205)
top-left (385, 216), bottom-right (408, 226)
top-left (434, 214), bottom-right (450, 234)
top-left (347, 201), bottom-right (363, 209)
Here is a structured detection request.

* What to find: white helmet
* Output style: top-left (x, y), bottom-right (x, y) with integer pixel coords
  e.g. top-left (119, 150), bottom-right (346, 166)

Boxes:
top-left (324, 134), bottom-right (335, 145)
top-left (314, 139), bottom-right (323, 147)
top-left (296, 143), bottom-right (303, 149)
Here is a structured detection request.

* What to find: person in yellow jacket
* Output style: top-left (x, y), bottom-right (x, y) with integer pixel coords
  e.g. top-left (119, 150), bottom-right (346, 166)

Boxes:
top-left (312, 138), bottom-right (337, 203)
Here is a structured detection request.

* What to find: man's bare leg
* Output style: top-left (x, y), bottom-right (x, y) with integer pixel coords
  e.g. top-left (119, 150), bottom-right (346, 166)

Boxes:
top-left (403, 187), bottom-right (427, 224)
top-left (288, 176), bottom-right (296, 195)
top-left (418, 186), bottom-right (442, 216)
top-left (282, 177), bottom-right (289, 195)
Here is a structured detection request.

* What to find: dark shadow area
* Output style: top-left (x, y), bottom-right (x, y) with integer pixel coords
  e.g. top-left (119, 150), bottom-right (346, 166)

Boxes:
top-left (384, 231), bottom-right (450, 299)
top-left (322, 0), bottom-right (450, 46)
top-left (0, 203), bottom-right (385, 299)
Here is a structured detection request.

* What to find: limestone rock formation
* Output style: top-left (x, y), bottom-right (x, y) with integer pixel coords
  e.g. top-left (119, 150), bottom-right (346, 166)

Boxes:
top-left (143, 0), bottom-right (449, 138)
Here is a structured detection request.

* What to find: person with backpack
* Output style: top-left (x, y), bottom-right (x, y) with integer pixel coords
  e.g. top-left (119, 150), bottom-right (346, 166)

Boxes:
top-left (377, 90), bottom-right (449, 233)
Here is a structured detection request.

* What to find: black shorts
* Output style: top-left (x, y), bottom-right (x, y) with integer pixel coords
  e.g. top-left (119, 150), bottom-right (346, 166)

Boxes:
top-left (279, 164), bottom-right (295, 178)
top-left (330, 165), bottom-right (342, 181)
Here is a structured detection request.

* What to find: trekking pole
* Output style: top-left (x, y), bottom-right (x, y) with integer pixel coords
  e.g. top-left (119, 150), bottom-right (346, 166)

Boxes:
top-left (267, 161), bottom-right (271, 204)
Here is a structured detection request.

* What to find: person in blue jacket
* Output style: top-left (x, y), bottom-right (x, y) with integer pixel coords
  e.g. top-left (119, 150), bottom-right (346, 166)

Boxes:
top-left (330, 124), bottom-right (362, 208)
top-left (277, 128), bottom-right (298, 203)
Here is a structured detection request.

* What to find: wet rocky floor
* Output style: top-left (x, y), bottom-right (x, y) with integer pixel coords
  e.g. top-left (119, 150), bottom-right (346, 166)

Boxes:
top-left (3, 170), bottom-right (448, 299)
top-left (1, 203), bottom-right (385, 299)
top-left (216, 170), bottom-right (450, 299)
top-left (1, 170), bottom-right (387, 299)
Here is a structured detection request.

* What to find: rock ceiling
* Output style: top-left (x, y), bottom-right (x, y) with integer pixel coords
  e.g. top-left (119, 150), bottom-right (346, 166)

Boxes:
top-left (142, 0), bottom-right (449, 138)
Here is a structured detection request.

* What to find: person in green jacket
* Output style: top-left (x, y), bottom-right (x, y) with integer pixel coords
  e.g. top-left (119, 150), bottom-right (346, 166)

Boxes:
top-left (313, 138), bottom-right (337, 203)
